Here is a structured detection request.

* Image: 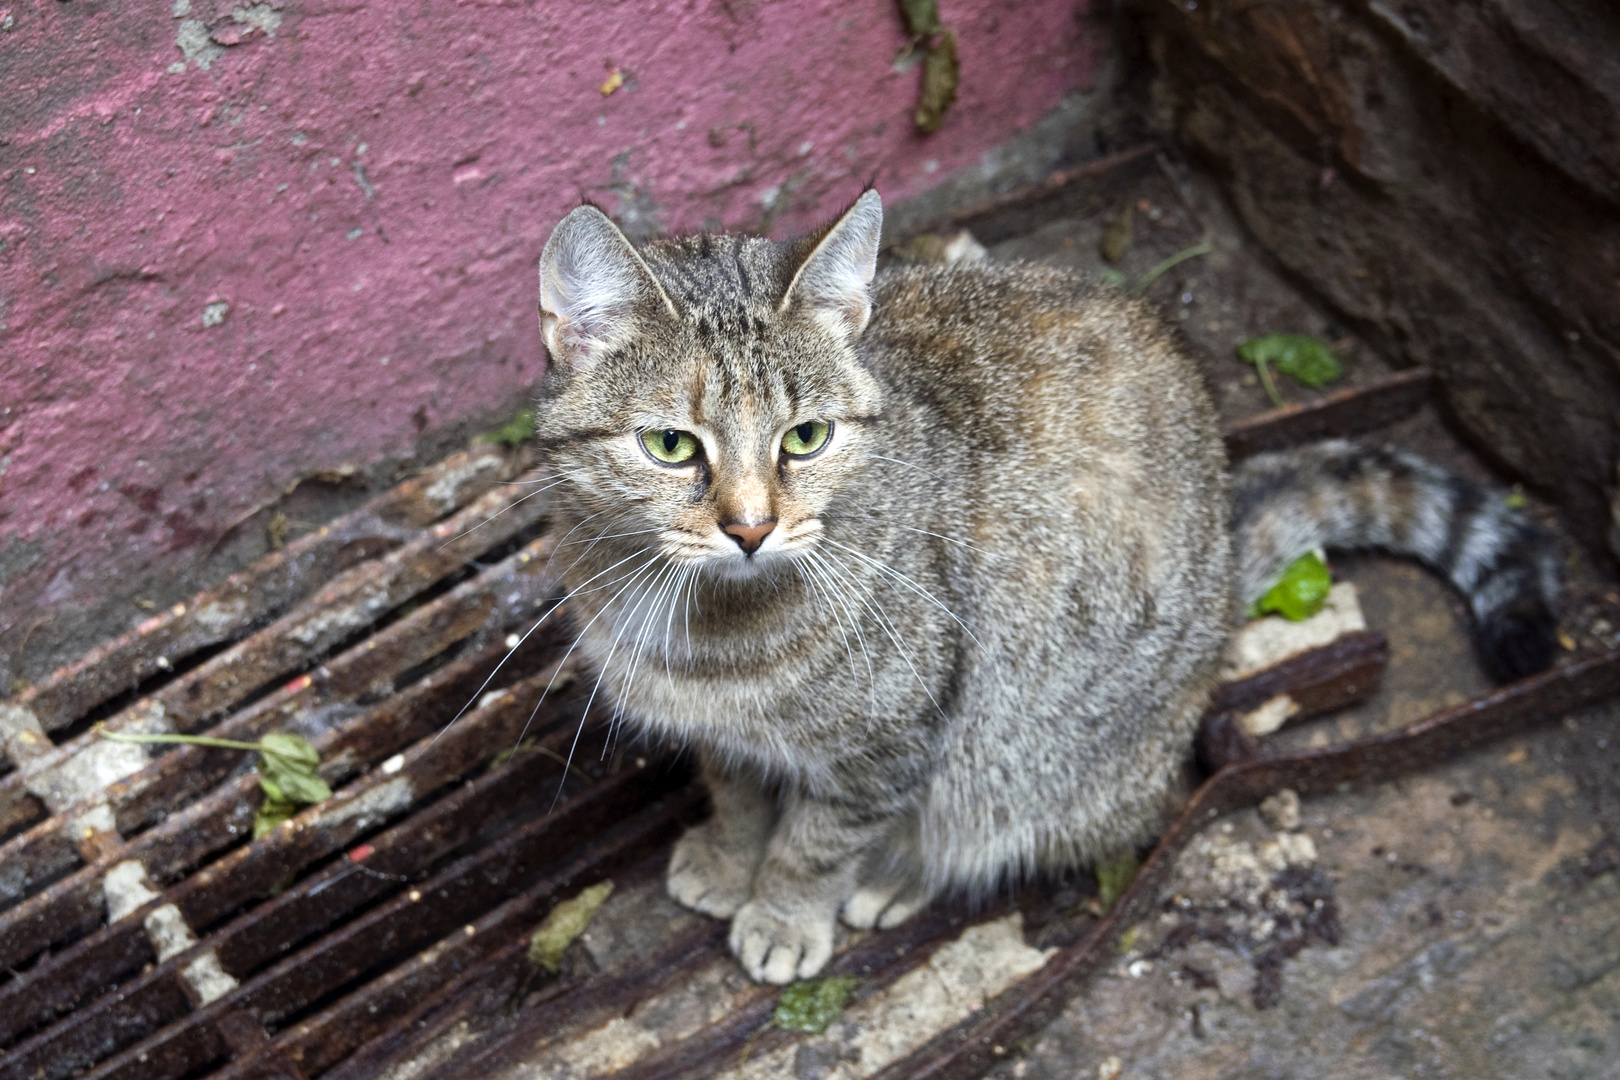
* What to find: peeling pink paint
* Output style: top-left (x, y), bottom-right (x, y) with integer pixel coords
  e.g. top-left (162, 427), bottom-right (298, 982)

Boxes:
top-left (0, 1), bottom-right (1097, 653)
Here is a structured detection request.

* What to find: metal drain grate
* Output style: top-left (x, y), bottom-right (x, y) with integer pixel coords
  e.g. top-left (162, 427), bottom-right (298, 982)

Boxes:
top-left (7, 368), bottom-right (1612, 1080)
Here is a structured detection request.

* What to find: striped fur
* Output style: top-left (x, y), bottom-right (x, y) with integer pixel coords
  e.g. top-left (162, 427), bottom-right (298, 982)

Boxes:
top-left (531, 195), bottom-right (1558, 985)
top-left (1234, 439), bottom-right (1561, 682)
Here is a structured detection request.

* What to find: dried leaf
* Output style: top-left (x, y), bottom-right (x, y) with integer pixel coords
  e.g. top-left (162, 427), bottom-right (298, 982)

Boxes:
top-left (1251, 551), bottom-right (1333, 622)
top-left (914, 31), bottom-right (958, 134)
top-left (528, 880), bottom-right (615, 972)
top-left (1099, 205), bottom-right (1134, 264)
top-left (1096, 851), bottom-right (1140, 911)
top-left (898, 0), bottom-right (943, 38)
top-left (266, 510), bottom-right (290, 551)
top-left (892, 233), bottom-right (951, 264)
top-left (774, 974), bottom-right (860, 1034)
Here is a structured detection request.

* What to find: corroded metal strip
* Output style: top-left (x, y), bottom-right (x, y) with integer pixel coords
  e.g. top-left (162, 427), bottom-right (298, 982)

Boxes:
top-left (872, 645), bottom-right (1620, 1080)
top-left (1222, 368), bottom-right (1434, 460)
top-left (64, 755), bottom-right (680, 1080)
top-left (214, 794), bottom-right (703, 1080)
top-left (1210, 630), bottom-right (1388, 720)
top-left (0, 478), bottom-right (549, 840)
top-left (0, 678), bottom-right (604, 1079)
top-left (320, 862), bottom-right (726, 1080)
top-left (1, 446), bottom-right (523, 741)
top-left (0, 528), bottom-right (558, 930)
top-left (0, 645), bottom-right (573, 1047)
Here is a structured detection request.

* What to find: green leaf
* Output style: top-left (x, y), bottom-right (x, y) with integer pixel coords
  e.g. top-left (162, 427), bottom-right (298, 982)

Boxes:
top-left (898, 0), bottom-right (943, 37)
top-left (258, 754), bottom-right (332, 805)
top-left (774, 974), bottom-right (860, 1034)
top-left (253, 794), bottom-right (299, 839)
top-left (914, 31), bottom-right (958, 134)
top-left (1098, 268), bottom-right (1128, 290)
top-left (259, 732), bottom-right (321, 770)
top-left (1236, 334), bottom-right (1343, 390)
top-left (1251, 551), bottom-right (1333, 622)
top-left (1096, 851), bottom-right (1140, 911)
top-left (529, 880), bottom-right (615, 972)
top-left (482, 409), bottom-right (536, 449)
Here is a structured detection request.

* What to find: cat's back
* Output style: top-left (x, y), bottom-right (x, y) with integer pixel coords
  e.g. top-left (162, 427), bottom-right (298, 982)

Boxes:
top-left (864, 261), bottom-right (1225, 526)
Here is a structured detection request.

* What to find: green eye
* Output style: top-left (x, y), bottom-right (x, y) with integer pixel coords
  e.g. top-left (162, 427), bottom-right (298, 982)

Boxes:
top-left (781, 420), bottom-right (832, 458)
top-left (640, 429), bottom-right (700, 464)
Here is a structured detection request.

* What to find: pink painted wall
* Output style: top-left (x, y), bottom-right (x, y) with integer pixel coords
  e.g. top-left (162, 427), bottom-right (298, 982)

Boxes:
top-left (0, 0), bottom-right (1099, 670)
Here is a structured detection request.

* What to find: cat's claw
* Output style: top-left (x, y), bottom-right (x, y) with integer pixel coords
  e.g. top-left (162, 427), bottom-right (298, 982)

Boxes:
top-left (667, 821), bottom-right (756, 919)
top-left (729, 900), bottom-right (834, 984)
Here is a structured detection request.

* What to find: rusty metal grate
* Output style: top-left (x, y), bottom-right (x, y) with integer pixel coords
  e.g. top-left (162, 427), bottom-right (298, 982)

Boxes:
top-left (4, 369), bottom-right (1616, 1080)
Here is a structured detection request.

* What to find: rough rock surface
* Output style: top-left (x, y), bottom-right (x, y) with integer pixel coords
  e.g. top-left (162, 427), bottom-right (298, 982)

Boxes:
top-left (1139, 0), bottom-right (1620, 565)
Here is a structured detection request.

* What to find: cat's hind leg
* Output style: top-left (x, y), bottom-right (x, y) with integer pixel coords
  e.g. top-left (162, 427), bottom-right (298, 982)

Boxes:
top-left (667, 751), bottom-right (774, 919)
top-left (842, 813), bottom-right (936, 929)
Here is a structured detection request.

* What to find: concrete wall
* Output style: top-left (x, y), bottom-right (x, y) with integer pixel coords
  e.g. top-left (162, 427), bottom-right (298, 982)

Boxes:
top-left (0, 0), bottom-right (1102, 681)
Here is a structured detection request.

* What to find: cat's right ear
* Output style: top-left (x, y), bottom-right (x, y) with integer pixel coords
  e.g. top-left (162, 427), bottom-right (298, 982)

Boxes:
top-left (780, 189), bottom-right (883, 343)
top-left (538, 206), bottom-right (675, 374)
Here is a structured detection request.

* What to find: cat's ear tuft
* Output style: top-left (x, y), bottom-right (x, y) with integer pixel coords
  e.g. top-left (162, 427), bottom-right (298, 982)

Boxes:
top-left (781, 189), bottom-right (883, 341)
top-left (538, 205), bottom-right (675, 374)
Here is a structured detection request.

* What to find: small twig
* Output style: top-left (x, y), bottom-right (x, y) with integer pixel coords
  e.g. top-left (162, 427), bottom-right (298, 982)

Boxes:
top-left (1253, 354), bottom-right (1287, 407)
top-left (1154, 150), bottom-right (1206, 236)
top-left (96, 725), bottom-right (265, 753)
top-left (1129, 240), bottom-right (1214, 298)
top-left (737, 1019), bottom-right (773, 1069)
top-left (497, 738), bottom-right (594, 787)
top-left (15, 614), bottom-right (50, 661)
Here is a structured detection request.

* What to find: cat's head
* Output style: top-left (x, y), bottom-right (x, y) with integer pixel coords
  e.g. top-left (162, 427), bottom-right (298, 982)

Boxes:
top-left (534, 191), bottom-right (884, 579)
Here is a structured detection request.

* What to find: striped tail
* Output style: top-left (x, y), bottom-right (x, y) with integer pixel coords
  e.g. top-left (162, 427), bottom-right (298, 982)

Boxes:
top-left (1232, 439), bottom-right (1561, 683)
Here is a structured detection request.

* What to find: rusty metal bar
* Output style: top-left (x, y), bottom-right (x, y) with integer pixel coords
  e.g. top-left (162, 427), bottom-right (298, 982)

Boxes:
top-left (1, 446), bottom-right (524, 741)
top-left (318, 860), bottom-right (725, 1080)
top-left (872, 645), bottom-right (1620, 1080)
top-left (0, 671), bottom-right (631, 1080)
top-left (0, 530), bottom-right (561, 964)
top-left (1222, 368), bottom-right (1433, 460)
top-left (67, 756), bottom-right (686, 1080)
top-left (0, 642), bottom-right (573, 1047)
top-left (0, 476), bottom-right (550, 842)
top-left (1211, 630), bottom-right (1388, 720)
top-left (0, 517), bottom-right (555, 895)
top-left (214, 796), bottom-right (703, 1080)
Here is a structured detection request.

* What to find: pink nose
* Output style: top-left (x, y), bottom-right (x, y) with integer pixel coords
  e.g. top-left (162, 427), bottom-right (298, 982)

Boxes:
top-left (723, 519), bottom-right (776, 554)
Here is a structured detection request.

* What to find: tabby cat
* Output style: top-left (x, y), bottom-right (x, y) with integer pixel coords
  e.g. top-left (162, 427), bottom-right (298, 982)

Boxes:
top-left (531, 190), bottom-right (1559, 984)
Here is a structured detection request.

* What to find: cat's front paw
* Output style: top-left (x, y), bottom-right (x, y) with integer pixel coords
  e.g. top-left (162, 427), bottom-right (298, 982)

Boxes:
top-left (667, 820), bottom-right (757, 918)
top-left (841, 876), bottom-right (934, 930)
top-left (728, 898), bottom-right (835, 984)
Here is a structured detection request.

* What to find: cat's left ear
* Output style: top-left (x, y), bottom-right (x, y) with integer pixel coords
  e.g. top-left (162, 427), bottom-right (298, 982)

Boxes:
top-left (780, 189), bottom-right (883, 342)
top-left (538, 205), bottom-right (676, 375)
